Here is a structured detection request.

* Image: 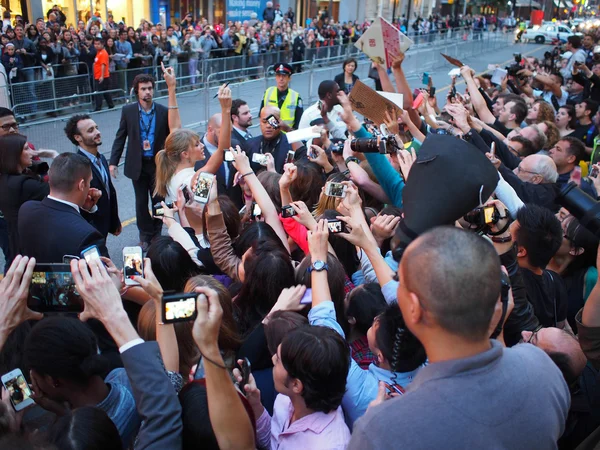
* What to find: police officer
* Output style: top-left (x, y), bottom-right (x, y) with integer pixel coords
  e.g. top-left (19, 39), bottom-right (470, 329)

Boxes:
top-left (260, 63), bottom-right (304, 130)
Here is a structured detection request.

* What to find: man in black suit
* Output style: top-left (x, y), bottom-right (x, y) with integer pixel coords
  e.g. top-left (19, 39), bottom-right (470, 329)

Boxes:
top-left (246, 106), bottom-right (302, 173)
top-left (194, 112), bottom-right (243, 207)
top-left (64, 114), bottom-right (121, 239)
top-left (109, 74), bottom-right (168, 250)
top-left (231, 98), bottom-right (254, 144)
top-left (18, 153), bottom-right (106, 263)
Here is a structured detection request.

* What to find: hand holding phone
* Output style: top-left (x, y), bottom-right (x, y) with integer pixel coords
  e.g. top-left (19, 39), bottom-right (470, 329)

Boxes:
top-left (162, 293), bottom-right (199, 323)
top-left (1, 369), bottom-right (34, 411)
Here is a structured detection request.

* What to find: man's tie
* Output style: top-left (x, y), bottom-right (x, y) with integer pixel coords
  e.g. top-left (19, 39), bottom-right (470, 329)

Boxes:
top-left (245, 132), bottom-right (252, 140)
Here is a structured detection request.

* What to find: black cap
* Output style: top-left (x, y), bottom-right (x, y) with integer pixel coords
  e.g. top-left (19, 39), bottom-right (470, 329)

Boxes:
top-left (274, 63), bottom-right (293, 75)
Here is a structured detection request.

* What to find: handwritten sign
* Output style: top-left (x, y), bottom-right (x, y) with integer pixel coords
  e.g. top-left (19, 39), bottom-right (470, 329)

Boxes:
top-left (355, 17), bottom-right (413, 68)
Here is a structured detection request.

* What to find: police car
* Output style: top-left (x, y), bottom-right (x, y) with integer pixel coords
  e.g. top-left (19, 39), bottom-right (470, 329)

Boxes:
top-left (521, 22), bottom-right (580, 44)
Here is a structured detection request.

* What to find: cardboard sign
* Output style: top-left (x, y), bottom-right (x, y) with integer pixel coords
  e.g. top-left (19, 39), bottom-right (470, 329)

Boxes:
top-left (355, 17), bottom-right (413, 68)
top-left (441, 53), bottom-right (465, 68)
top-left (348, 80), bottom-right (404, 126)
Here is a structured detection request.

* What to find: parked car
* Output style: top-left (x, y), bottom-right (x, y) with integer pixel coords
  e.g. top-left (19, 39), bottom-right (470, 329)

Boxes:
top-left (521, 23), bottom-right (580, 44)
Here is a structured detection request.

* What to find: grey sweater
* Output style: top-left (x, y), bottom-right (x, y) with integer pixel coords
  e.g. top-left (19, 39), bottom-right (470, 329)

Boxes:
top-left (348, 341), bottom-right (570, 450)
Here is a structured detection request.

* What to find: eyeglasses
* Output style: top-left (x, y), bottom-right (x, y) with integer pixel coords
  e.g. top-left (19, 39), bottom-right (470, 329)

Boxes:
top-left (0, 122), bottom-right (19, 132)
top-left (526, 330), bottom-right (538, 345)
top-left (516, 165), bottom-right (539, 176)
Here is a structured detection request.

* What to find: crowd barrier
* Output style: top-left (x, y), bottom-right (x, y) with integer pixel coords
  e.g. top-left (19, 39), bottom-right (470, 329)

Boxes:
top-left (17, 29), bottom-right (513, 156)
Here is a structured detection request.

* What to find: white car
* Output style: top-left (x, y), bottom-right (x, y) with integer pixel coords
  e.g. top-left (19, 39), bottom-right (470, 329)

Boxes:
top-left (522, 23), bottom-right (579, 44)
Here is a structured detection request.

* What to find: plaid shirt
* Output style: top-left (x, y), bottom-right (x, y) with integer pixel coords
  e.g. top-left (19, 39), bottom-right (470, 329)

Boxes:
top-left (350, 335), bottom-right (376, 370)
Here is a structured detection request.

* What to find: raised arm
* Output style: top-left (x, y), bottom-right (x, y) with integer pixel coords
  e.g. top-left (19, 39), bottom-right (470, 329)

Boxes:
top-left (460, 65), bottom-right (496, 124)
top-left (161, 62), bottom-right (181, 131)
top-left (391, 54), bottom-right (422, 129)
top-left (231, 146), bottom-right (291, 252)
top-left (192, 287), bottom-right (255, 450)
top-left (201, 84), bottom-right (232, 175)
top-left (279, 163), bottom-right (297, 206)
top-left (519, 68), bottom-right (563, 98)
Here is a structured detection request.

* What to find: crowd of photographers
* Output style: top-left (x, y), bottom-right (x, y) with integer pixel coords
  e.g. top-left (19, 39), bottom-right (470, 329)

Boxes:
top-left (5, 28), bottom-right (600, 450)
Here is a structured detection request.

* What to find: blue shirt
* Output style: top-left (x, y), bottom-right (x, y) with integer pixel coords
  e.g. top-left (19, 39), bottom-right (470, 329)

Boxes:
top-left (114, 40), bottom-right (133, 69)
top-left (139, 103), bottom-right (156, 158)
top-left (308, 301), bottom-right (421, 429)
top-left (78, 146), bottom-right (109, 192)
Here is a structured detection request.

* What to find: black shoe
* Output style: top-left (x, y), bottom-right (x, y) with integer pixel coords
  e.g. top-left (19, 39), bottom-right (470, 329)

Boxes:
top-left (108, 105), bottom-right (115, 109)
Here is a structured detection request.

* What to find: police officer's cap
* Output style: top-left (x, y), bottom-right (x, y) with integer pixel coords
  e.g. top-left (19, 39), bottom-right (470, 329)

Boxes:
top-left (274, 63), bottom-right (293, 75)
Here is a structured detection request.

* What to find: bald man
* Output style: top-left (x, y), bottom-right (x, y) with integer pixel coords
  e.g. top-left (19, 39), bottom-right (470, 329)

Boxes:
top-left (348, 226), bottom-right (570, 450)
top-left (194, 112), bottom-right (243, 206)
top-left (245, 106), bottom-right (301, 173)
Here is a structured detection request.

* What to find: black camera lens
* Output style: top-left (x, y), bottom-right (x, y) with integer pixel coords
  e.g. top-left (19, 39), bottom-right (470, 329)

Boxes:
top-left (558, 182), bottom-right (600, 238)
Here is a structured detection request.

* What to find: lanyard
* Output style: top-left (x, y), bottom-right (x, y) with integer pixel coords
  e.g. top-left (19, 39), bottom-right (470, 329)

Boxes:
top-left (140, 108), bottom-right (155, 137)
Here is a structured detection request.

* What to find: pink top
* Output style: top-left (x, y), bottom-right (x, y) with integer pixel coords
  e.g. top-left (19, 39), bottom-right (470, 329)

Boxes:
top-left (256, 394), bottom-right (350, 450)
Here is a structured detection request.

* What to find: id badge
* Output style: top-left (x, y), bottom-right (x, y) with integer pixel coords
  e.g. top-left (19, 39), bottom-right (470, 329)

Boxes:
top-left (143, 140), bottom-right (151, 151)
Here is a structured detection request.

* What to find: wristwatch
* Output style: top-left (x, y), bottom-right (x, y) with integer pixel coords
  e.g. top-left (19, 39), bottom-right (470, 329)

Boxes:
top-left (345, 156), bottom-right (360, 166)
top-left (307, 260), bottom-right (329, 273)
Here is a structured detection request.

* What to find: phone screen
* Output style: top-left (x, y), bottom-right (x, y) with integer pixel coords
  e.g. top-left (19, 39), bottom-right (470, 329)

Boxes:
top-left (224, 151), bottom-right (235, 162)
top-left (193, 173), bottom-right (214, 203)
top-left (325, 182), bottom-right (346, 198)
top-left (81, 246), bottom-right (100, 263)
top-left (123, 247), bottom-right (143, 285)
top-left (162, 293), bottom-right (198, 323)
top-left (28, 264), bottom-right (82, 312)
top-left (179, 184), bottom-right (192, 203)
top-left (327, 220), bottom-right (345, 234)
top-left (2, 371), bottom-right (34, 411)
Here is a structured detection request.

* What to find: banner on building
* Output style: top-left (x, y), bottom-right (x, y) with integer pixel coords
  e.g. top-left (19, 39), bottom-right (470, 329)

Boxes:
top-left (226, 0), bottom-right (268, 22)
top-left (354, 17), bottom-right (414, 69)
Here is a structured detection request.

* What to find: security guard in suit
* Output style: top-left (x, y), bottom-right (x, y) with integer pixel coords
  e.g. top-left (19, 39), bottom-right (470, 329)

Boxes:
top-left (260, 63), bottom-right (304, 131)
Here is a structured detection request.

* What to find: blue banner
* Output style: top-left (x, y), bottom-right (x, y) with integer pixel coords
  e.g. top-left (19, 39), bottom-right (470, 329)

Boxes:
top-left (226, 0), bottom-right (267, 22)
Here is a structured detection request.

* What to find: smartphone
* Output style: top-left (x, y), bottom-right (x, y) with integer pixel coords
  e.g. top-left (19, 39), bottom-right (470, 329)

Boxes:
top-left (490, 142), bottom-right (496, 158)
top-left (224, 151), bottom-right (235, 162)
top-left (327, 219), bottom-right (347, 234)
top-left (162, 292), bottom-right (198, 324)
top-left (179, 183), bottom-right (192, 204)
top-left (325, 182), bottom-right (347, 198)
top-left (429, 86), bottom-right (436, 97)
top-left (281, 204), bottom-right (297, 218)
top-left (123, 246), bottom-right (144, 285)
top-left (266, 114), bottom-right (280, 129)
top-left (591, 166), bottom-right (599, 178)
top-left (422, 72), bottom-right (430, 85)
top-left (1, 369), bottom-right (34, 411)
top-left (193, 173), bottom-right (215, 203)
top-left (152, 201), bottom-right (174, 217)
top-left (252, 153), bottom-right (268, 166)
top-left (383, 381), bottom-right (405, 396)
top-left (28, 264), bottom-right (82, 313)
top-left (570, 166), bottom-right (582, 186)
top-left (286, 150), bottom-right (295, 164)
top-left (62, 255), bottom-right (80, 264)
top-left (412, 92), bottom-right (424, 110)
top-left (80, 245), bottom-right (100, 263)
top-left (237, 357), bottom-right (251, 393)
top-left (300, 287), bottom-right (312, 305)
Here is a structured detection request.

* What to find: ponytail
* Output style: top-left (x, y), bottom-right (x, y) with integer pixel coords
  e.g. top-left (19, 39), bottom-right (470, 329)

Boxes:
top-left (154, 128), bottom-right (201, 198)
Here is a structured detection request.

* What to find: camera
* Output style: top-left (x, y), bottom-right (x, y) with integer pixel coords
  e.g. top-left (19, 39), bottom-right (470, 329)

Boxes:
top-left (463, 205), bottom-right (500, 228)
top-left (350, 135), bottom-right (400, 154)
top-left (330, 139), bottom-right (345, 154)
top-left (557, 182), bottom-right (600, 239)
top-left (504, 53), bottom-right (524, 78)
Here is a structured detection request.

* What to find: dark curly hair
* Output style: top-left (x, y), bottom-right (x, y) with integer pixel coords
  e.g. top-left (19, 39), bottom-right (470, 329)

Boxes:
top-left (64, 114), bottom-right (91, 146)
top-left (280, 325), bottom-right (349, 413)
top-left (133, 73), bottom-right (155, 96)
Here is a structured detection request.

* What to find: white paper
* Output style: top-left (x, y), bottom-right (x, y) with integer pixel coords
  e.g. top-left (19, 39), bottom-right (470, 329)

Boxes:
top-left (286, 128), bottom-right (321, 144)
top-left (491, 68), bottom-right (507, 85)
top-left (354, 17), bottom-right (413, 68)
top-left (112, 53), bottom-right (126, 61)
top-left (377, 91), bottom-right (404, 109)
top-left (448, 68), bottom-right (461, 77)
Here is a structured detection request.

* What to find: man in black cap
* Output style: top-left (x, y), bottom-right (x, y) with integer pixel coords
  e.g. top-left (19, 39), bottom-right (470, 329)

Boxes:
top-left (260, 62), bottom-right (303, 131)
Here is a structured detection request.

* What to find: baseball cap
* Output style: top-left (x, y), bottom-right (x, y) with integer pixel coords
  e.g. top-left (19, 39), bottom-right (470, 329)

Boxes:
top-left (274, 63), bottom-right (293, 75)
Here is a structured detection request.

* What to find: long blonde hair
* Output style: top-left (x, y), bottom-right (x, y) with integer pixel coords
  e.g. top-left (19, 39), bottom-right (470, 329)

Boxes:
top-left (154, 128), bottom-right (199, 197)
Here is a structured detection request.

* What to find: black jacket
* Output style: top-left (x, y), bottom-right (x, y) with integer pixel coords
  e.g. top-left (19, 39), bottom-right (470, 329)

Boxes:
top-left (110, 102), bottom-right (170, 181)
top-left (18, 197), bottom-right (108, 263)
top-left (78, 149), bottom-right (121, 237)
top-left (334, 72), bottom-right (359, 95)
top-left (0, 174), bottom-right (49, 263)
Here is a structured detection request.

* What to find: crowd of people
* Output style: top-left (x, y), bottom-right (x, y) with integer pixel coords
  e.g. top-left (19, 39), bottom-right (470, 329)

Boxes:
top-left (4, 18), bottom-right (600, 450)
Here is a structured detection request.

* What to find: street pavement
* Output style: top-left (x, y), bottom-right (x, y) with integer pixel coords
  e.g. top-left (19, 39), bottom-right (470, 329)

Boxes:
top-left (0, 39), bottom-right (550, 271)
